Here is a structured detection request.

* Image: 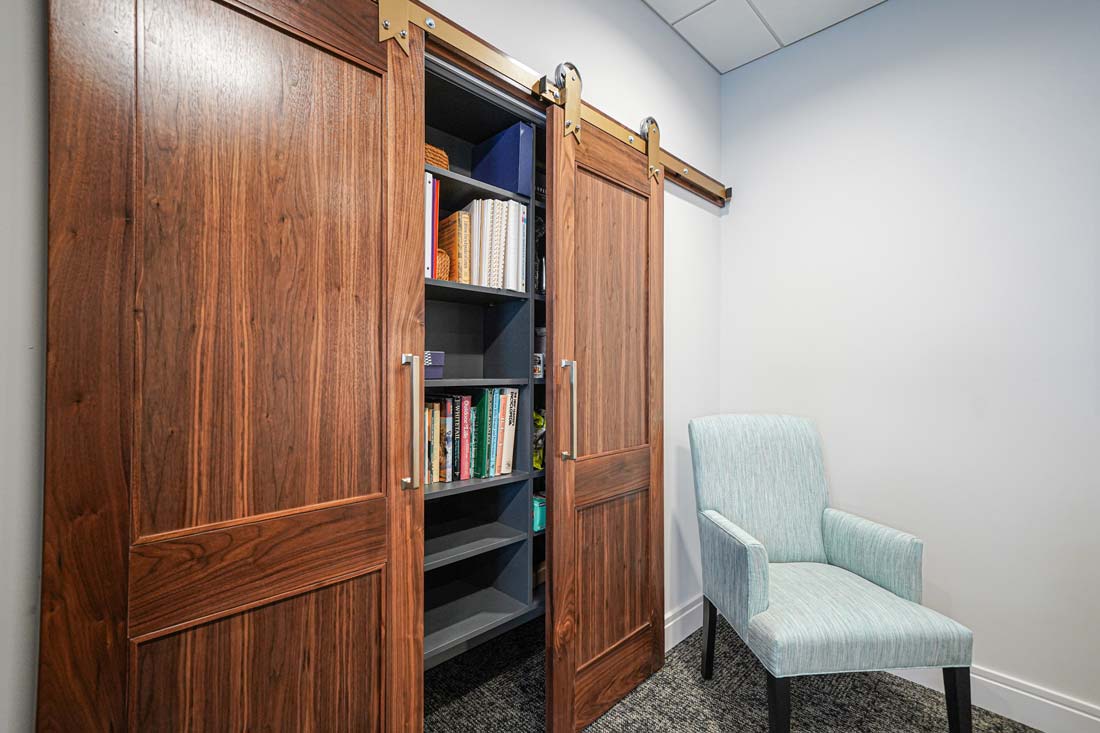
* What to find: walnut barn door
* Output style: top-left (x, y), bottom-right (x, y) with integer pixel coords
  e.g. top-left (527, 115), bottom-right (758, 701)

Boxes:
top-left (545, 103), bottom-right (665, 731)
top-left (38, 0), bottom-right (424, 729)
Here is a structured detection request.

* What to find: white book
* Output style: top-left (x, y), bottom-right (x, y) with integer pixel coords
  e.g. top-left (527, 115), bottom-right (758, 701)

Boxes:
top-left (500, 387), bottom-right (518, 474)
top-left (463, 199), bottom-right (481, 286)
top-left (504, 200), bottom-right (521, 292)
top-left (484, 198), bottom-right (497, 286)
top-left (518, 204), bottom-right (527, 293)
top-left (424, 173), bottom-right (434, 279)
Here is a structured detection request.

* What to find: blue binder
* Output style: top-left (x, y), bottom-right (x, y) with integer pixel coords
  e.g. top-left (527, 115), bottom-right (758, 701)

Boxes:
top-left (472, 122), bottom-right (534, 198)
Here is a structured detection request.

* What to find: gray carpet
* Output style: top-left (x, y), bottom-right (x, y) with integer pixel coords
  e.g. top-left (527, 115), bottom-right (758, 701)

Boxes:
top-left (425, 619), bottom-right (1040, 732)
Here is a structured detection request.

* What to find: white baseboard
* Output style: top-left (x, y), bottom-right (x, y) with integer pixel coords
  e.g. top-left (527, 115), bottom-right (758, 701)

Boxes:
top-left (665, 593), bottom-right (1100, 733)
top-left (892, 666), bottom-right (1100, 733)
top-left (664, 594), bottom-right (704, 652)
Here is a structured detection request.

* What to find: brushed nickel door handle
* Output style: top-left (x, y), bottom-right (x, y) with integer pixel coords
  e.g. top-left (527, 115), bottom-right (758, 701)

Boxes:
top-left (401, 353), bottom-right (420, 489)
top-left (561, 359), bottom-right (577, 460)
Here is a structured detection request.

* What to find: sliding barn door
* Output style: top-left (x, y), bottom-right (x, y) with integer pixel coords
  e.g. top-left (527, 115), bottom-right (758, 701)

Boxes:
top-left (545, 105), bottom-right (665, 731)
top-left (39, 0), bottom-right (424, 729)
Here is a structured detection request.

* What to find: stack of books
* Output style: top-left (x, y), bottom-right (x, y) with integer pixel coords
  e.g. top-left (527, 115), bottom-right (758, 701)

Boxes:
top-left (424, 388), bottom-right (519, 485)
top-left (423, 188), bottom-right (527, 293)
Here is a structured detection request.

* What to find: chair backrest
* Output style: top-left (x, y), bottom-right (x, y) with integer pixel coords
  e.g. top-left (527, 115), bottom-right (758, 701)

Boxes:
top-left (689, 414), bottom-right (829, 563)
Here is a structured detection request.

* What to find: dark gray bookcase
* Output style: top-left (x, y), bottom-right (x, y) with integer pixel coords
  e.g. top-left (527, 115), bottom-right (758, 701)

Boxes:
top-left (422, 56), bottom-right (548, 670)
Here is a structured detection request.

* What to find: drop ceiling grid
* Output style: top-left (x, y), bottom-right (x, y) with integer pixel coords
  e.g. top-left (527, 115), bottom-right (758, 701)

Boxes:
top-left (643, 0), bottom-right (886, 73)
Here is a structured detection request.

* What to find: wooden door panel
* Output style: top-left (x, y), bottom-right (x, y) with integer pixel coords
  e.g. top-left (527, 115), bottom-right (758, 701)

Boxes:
top-left (129, 496), bottom-right (386, 637)
top-left (137, 0), bottom-right (383, 538)
top-left (575, 490), bottom-right (650, 665)
top-left (547, 106), bottom-right (665, 732)
top-left (42, 0), bottom-right (424, 728)
top-left (134, 572), bottom-right (383, 731)
top-left (574, 446), bottom-right (649, 507)
top-left (573, 169), bottom-right (648, 457)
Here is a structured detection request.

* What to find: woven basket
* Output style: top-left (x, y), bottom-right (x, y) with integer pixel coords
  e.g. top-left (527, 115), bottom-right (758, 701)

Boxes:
top-left (425, 143), bottom-right (450, 170)
top-left (434, 249), bottom-right (451, 281)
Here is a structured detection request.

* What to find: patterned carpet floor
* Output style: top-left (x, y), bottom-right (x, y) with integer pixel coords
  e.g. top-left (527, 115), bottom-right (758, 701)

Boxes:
top-left (425, 618), bottom-right (1040, 732)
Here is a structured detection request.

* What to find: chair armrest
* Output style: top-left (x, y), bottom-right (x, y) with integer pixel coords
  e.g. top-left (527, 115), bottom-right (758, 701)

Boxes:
top-left (698, 510), bottom-right (769, 634)
top-left (823, 508), bottom-right (923, 603)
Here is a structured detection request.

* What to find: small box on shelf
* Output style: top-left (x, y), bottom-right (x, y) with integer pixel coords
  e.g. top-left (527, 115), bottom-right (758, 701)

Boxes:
top-left (425, 350), bottom-right (445, 380)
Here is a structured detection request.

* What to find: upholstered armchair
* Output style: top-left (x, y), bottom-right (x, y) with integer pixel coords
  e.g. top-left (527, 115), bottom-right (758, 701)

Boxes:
top-left (688, 414), bottom-right (973, 733)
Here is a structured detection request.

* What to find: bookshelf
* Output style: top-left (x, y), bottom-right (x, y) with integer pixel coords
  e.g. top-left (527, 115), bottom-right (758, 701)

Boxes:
top-left (422, 55), bottom-right (548, 671)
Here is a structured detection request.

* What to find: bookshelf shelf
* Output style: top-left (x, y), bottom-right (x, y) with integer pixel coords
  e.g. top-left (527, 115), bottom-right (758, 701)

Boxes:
top-left (425, 377), bottom-right (528, 388)
top-left (423, 471), bottom-right (531, 502)
top-left (425, 521), bottom-right (528, 572)
top-left (424, 584), bottom-right (529, 659)
top-left (427, 164), bottom-right (530, 212)
top-left (426, 278), bottom-right (528, 305)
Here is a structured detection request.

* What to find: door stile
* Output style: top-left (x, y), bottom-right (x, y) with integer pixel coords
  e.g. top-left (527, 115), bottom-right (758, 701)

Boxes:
top-left (382, 22), bottom-right (427, 733)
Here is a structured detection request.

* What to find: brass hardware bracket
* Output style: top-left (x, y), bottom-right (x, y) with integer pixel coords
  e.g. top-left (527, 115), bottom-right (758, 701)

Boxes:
top-left (378, 0), bottom-right (731, 206)
top-left (555, 63), bottom-right (582, 141)
top-left (378, 0), bottom-right (410, 54)
top-left (641, 117), bottom-right (661, 181)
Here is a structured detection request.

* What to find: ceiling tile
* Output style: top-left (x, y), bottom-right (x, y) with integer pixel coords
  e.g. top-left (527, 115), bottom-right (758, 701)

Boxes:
top-left (749, 0), bottom-right (884, 45)
top-left (642, 0), bottom-right (713, 24)
top-left (674, 0), bottom-right (780, 72)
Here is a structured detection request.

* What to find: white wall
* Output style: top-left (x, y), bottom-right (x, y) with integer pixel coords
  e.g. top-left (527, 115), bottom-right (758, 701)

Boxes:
top-left (0, 0), bottom-right (45, 730)
top-left (426, 0), bottom-right (722, 642)
top-left (719, 0), bottom-right (1100, 729)
top-left (0, 1), bottom-right (722, 728)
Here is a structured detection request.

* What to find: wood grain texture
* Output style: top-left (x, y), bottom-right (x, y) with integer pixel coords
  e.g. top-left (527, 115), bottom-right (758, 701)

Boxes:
top-left (575, 446), bottom-right (649, 508)
top-left (38, 0), bottom-right (134, 728)
top-left (546, 104), bottom-right (578, 733)
top-left (576, 125), bottom-right (649, 196)
top-left (382, 25), bottom-right (426, 733)
top-left (646, 167), bottom-right (666, 668)
top-left (137, 0), bottom-right (383, 537)
top-left (234, 0), bottom-right (387, 71)
top-left (129, 497), bottom-right (386, 638)
top-left (573, 169), bottom-right (648, 457)
top-left (574, 624), bottom-right (654, 729)
top-left (135, 572), bottom-right (383, 731)
top-left (575, 491), bottom-right (650, 666)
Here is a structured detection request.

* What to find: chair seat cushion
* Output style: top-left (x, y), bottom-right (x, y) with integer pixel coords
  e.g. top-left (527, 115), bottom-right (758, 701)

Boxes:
top-left (745, 563), bottom-right (972, 678)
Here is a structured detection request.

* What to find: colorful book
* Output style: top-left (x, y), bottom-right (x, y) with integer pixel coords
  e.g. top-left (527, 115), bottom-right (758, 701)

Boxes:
top-left (501, 387), bottom-right (518, 474)
top-left (430, 178), bottom-right (440, 278)
top-left (487, 389), bottom-right (500, 477)
top-left (473, 389), bottom-right (491, 477)
top-left (494, 389), bottom-right (509, 475)
top-left (441, 397), bottom-right (453, 483)
top-left (459, 395), bottom-right (472, 480)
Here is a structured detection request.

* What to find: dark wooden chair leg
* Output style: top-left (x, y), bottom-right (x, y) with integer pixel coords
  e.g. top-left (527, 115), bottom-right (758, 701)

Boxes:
top-left (943, 667), bottom-right (972, 733)
top-left (766, 672), bottom-right (791, 733)
top-left (701, 596), bottom-right (717, 680)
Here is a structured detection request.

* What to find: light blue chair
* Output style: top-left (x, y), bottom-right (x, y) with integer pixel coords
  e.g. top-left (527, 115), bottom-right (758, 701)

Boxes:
top-left (688, 414), bottom-right (973, 733)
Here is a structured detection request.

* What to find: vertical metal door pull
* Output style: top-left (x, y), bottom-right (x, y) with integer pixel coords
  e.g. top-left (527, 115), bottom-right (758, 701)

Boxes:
top-left (401, 353), bottom-right (420, 489)
top-left (561, 359), bottom-right (577, 460)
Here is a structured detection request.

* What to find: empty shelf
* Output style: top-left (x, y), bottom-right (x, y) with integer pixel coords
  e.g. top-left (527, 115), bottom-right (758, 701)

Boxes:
top-left (425, 521), bottom-right (527, 572)
top-left (424, 584), bottom-right (528, 658)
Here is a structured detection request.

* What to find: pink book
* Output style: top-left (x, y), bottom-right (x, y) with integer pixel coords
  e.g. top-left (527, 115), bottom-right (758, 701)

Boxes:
top-left (459, 396), bottom-right (472, 481)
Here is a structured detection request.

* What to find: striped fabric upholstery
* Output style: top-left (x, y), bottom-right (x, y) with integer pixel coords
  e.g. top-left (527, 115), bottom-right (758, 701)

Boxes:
top-left (689, 414), bottom-right (828, 563)
top-left (823, 508), bottom-right (924, 604)
top-left (746, 563), bottom-right (972, 677)
top-left (688, 414), bottom-right (973, 679)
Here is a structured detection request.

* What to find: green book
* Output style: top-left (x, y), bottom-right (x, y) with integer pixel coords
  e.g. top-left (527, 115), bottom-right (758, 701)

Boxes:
top-left (472, 389), bottom-right (491, 477)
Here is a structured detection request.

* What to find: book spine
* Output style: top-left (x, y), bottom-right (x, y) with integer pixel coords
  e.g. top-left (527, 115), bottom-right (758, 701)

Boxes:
top-left (451, 397), bottom-right (461, 480)
top-left (423, 405), bottom-right (430, 483)
top-left (442, 398), bottom-right (453, 483)
top-left (501, 387), bottom-right (517, 474)
top-left (487, 389), bottom-right (499, 477)
top-left (431, 178), bottom-right (440, 278)
top-left (473, 389), bottom-right (488, 477)
top-left (495, 389), bottom-right (508, 475)
top-left (459, 396), bottom-right (471, 480)
top-left (424, 173), bottom-right (434, 278)
top-left (519, 205), bottom-right (527, 293)
top-left (459, 212), bottom-right (471, 284)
